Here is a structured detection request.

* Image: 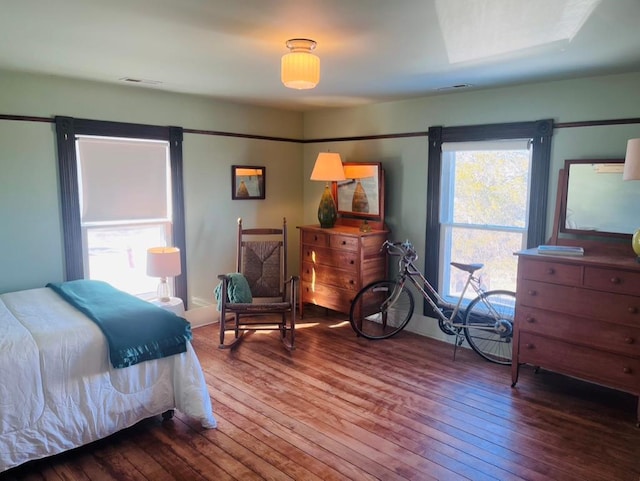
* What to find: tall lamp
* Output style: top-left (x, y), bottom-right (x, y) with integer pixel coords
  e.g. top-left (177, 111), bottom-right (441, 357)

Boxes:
top-left (147, 247), bottom-right (181, 302)
top-left (310, 152), bottom-right (346, 228)
top-left (623, 138), bottom-right (640, 261)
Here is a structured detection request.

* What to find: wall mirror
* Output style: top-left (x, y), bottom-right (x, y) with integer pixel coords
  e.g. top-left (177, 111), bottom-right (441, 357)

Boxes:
top-left (332, 162), bottom-right (385, 224)
top-left (559, 158), bottom-right (638, 238)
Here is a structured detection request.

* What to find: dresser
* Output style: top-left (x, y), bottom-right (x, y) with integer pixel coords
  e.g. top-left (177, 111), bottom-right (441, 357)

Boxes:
top-left (512, 248), bottom-right (640, 424)
top-left (298, 224), bottom-right (388, 318)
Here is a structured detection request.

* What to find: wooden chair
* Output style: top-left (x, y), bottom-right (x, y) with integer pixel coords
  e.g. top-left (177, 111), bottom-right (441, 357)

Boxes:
top-left (217, 217), bottom-right (298, 350)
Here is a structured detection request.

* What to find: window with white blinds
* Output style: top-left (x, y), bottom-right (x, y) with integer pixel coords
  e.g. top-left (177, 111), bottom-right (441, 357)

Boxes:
top-left (76, 136), bottom-right (173, 296)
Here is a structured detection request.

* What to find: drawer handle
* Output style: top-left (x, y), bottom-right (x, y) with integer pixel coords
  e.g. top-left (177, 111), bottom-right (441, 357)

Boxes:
top-left (628, 306), bottom-right (638, 314)
top-left (349, 280), bottom-right (355, 284)
top-left (526, 317), bottom-right (536, 323)
top-left (342, 240), bottom-right (347, 245)
top-left (610, 277), bottom-right (621, 284)
top-left (524, 343), bottom-right (535, 349)
top-left (546, 268), bottom-right (555, 275)
top-left (350, 260), bottom-right (355, 264)
top-left (625, 337), bottom-right (635, 344)
top-left (528, 290), bottom-right (537, 296)
top-left (623, 366), bottom-right (632, 374)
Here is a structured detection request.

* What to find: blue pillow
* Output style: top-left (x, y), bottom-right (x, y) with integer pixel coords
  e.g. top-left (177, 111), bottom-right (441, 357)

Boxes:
top-left (214, 273), bottom-right (253, 310)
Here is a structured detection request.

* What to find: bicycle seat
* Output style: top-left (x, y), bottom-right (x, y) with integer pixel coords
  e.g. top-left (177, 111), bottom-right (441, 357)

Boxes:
top-left (450, 262), bottom-right (483, 273)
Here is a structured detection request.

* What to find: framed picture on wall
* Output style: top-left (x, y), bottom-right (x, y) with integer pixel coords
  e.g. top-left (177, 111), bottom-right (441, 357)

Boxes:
top-left (231, 165), bottom-right (265, 200)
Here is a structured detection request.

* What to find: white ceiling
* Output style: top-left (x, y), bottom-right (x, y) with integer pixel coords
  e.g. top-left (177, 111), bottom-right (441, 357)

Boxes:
top-left (1, 0), bottom-right (639, 111)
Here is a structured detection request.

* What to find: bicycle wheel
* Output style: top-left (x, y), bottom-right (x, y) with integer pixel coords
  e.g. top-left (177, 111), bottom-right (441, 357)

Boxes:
top-left (349, 280), bottom-right (415, 340)
top-left (463, 290), bottom-right (515, 365)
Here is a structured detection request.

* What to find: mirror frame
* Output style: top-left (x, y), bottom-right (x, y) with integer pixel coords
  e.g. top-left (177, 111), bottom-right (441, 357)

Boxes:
top-left (558, 158), bottom-right (631, 240)
top-left (332, 162), bottom-right (385, 224)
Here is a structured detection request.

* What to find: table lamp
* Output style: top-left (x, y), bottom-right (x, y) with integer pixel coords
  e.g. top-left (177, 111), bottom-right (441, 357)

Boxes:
top-left (622, 138), bottom-right (640, 261)
top-left (147, 246), bottom-right (181, 301)
top-left (310, 152), bottom-right (346, 228)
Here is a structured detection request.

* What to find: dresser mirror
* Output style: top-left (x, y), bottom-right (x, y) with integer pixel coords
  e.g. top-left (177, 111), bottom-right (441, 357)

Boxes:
top-left (559, 158), bottom-right (638, 239)
top-left (332, 162), bottom-right (385, 225)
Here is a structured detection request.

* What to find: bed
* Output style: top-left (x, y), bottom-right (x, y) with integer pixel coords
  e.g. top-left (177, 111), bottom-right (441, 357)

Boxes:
top-left (0, 282), bottom-right (216, 473)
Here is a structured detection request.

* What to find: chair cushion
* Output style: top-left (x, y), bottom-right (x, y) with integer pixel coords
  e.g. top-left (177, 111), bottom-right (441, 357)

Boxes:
top-left (214, 273), bottom-right (253, 310)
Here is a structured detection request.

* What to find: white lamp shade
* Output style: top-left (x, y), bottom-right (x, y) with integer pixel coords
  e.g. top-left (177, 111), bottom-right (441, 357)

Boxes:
top-left (147, 247), bottom-right (181, 277)
top-left (310, 152), bottom-right (346, 181)
top-left (623, 138), bottom-right (640, 181)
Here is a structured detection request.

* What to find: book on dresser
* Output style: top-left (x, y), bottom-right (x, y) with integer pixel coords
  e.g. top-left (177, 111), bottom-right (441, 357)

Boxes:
top-left (536, 244), bottom-right (584, 256)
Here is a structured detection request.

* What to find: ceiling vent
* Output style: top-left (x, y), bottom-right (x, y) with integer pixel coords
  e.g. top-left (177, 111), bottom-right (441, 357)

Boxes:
top-left (119, 77), bottom-right (162, 86)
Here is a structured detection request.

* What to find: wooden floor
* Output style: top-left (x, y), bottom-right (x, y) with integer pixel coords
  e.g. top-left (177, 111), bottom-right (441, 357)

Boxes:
top-left (3, 307), bottom-right (640, 481)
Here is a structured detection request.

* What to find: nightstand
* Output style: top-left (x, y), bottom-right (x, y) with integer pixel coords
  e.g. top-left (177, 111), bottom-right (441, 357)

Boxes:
top-left (151, 297), bottom-right (185, 316)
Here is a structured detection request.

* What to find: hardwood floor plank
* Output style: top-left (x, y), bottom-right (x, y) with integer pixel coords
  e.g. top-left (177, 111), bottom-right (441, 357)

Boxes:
top-left (292, 318), bottom-right (637, 480)
top-left (234, 344), bottom-right (527, 481)
top-left (207, 389), bottom-right (379, 481)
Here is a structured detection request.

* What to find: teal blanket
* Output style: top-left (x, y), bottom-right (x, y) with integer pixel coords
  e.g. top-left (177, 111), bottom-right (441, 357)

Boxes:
top-left (47, 280), bottom-right (192, 369)
top-left (214, 273), bottom-right (253, 310)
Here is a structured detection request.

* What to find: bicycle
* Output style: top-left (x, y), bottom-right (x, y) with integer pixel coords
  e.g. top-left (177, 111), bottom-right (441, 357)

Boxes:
top-left (348, 240), bottom-right (515, 365)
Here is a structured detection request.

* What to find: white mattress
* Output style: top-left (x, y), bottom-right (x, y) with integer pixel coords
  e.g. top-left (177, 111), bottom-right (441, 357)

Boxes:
top-left (0, 287), bottom-right (216, 473)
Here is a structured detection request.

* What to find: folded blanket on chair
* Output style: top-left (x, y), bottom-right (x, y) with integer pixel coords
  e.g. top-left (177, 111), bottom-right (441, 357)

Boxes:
top-left (47, 279), bottom-right (192, 368)
top-left (214, 273), bottom-right (253, 311)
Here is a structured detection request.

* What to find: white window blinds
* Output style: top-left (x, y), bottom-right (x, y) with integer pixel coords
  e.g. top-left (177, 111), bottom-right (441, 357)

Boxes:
top-left (441, 139), bottom-right (531, 152)
top-left (76, 136), bottom-right (171, 223)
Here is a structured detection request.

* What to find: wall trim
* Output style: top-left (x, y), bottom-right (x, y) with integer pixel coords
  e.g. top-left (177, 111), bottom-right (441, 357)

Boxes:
top-left (3, 114), bottom-right (640, 143)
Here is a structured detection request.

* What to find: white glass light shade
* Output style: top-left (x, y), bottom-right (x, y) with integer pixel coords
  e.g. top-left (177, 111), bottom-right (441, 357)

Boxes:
top-left (147, 247), bottom-right (181, 301)
top-left (281, 39), bottom-right (320, 90)
top-left (623, 138), bottom-right (640, 181)
top-left (310, 152), bottom-right (346, 182)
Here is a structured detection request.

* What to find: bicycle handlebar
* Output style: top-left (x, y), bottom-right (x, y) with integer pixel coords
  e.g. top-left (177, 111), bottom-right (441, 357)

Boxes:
top-left (380, 239), bottom-right (418, 262)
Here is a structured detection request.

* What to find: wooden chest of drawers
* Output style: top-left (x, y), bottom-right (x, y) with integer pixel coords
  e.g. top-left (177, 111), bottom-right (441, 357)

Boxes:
top-left (513, 249), bottom-right (640, 424)
top-left (298, 224), bottom-right (388, 317)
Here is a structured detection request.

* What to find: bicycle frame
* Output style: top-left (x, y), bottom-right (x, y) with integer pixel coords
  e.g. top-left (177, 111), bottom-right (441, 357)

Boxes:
top-left (384, 242), bottom-right (484, 330)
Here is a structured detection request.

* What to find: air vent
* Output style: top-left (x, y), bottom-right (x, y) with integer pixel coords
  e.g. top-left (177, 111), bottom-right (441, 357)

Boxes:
top-left (119, 77), bottom-right (162, 86)
top-left (437, 83), bottom-right (472, 91)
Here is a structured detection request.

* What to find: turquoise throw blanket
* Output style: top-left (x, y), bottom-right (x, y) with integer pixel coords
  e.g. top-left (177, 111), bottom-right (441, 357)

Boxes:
top-left (214, 273), bottom-right (253, 310)
top-left (47, 279), bottom-right (192, 369)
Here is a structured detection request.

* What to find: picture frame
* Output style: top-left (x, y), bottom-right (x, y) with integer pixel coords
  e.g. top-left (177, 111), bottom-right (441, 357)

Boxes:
top-left (231, 165), bottom-right (265, 200)
top-left (333, 162), bottom-right (384, 224)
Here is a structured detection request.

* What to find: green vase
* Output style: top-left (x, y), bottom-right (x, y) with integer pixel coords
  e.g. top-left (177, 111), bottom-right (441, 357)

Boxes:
top-left (317, 184), bottom-right (337, 228)
top-left (632, 228), bottom-right (640, 261)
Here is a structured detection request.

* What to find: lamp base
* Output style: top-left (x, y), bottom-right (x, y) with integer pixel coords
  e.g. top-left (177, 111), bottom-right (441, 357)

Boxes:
top-left (157, 277), bottom-right (170, 302)
top-left (633, 228), bottom-right (640, 262)
top-left (317, 184), bottom-right (337, 228)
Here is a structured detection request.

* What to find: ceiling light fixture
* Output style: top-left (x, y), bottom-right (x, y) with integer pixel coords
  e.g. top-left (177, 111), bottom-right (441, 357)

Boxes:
top-left (281, 38), bottom-right (320, 90)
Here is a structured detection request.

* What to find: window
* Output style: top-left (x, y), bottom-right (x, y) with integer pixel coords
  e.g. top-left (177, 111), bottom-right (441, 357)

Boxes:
top-left (76, 136), bottom-right (172, 297)
top-left (54, 117), bottom-right (187, 302)
top-left (425, 120), bottom-right (553, 314)
top-left (439, 140), bottom-right (531, 302)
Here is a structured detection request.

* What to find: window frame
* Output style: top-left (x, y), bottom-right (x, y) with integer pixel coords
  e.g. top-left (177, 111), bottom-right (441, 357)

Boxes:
top-left (425, 120), bottom-right (553, 315)
top-left (54, 116), bottom-right (188, 304)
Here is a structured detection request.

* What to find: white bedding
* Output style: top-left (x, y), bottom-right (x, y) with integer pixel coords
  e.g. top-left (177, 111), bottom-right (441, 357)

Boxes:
top-left (0, 287), bottom-right (216, 473)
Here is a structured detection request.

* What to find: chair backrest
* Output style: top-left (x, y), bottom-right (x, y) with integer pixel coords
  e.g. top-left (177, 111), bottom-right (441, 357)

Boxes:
top-left (236, 217), bottom-right (287, 298)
